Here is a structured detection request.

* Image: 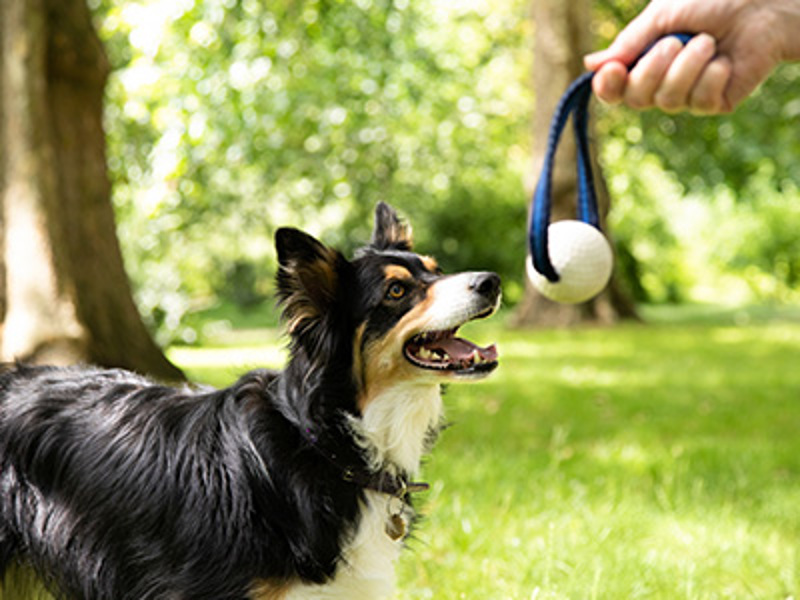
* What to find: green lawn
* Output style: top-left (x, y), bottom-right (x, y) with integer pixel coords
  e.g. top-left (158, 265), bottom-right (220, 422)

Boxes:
top-left (171, 305), bottom-right (800, 599)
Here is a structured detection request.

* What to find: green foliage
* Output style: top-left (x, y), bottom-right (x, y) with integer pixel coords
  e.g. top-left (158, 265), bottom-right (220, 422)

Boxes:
top-left (635, 64), bottom-right (800, 194)
top-left (699, 168), bottom-right (800, 302)
top-left (603, 140), bottom-right (693, 303)
top-left (95, 0), bottom-right (532, 343)
top-left (173, 306), bottom-right (800, 598)
top-left (600, 117), bottom-right (800, 305)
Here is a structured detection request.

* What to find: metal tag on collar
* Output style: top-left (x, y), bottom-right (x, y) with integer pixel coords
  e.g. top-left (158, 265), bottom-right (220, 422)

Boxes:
top-left (385, 493), bottom-right (408, 541)
top-left (385, 512), bottom-right (406, 541)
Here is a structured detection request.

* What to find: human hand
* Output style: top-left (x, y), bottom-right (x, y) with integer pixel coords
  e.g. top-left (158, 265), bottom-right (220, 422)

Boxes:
top-left (584, 0), bottom-right (800, 114)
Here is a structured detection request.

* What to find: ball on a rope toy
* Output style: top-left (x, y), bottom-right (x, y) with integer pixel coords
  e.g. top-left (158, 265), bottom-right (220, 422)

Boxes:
top-left (527, 220), bottom-right (614, 304)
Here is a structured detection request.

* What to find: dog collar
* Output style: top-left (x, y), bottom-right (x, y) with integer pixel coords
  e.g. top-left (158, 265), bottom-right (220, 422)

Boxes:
top-left (303, 428), bottom-right (429, 499)
top-left (342, 468), bottom-right (429, 499)
top-left (345, 471), bottom-right (428, 542)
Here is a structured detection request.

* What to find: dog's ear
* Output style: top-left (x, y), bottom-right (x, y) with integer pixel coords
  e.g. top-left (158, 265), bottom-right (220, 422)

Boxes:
top-left (275, 228), bottom-right (344, 334)
top-left (371, 202), bottom-right (413, 251)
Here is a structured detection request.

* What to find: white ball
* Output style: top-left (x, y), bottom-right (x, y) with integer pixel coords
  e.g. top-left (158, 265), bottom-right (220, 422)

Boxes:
top-left (527, 220), bottom-right (614, 304)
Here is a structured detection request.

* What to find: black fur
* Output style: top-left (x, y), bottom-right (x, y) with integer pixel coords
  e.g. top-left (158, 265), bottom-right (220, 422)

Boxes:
top-left (0, 203), bottom-right (454, 600)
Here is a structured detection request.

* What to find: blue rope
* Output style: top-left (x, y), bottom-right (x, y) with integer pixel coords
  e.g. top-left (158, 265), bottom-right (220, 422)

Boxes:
top-left (529, 33), bottom-right (694, 283)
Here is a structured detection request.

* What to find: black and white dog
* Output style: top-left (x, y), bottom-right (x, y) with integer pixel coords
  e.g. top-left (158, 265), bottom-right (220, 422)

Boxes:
top-left (0, 203), bottom-right (501, 599)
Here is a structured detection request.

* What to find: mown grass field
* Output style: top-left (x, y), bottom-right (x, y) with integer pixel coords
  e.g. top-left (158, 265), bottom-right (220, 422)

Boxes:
top-left (171, 305), bottom-right (800, 600)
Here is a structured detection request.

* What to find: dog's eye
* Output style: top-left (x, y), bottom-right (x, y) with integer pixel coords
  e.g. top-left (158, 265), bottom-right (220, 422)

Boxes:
top-left (386, 282), bottom-right (407, 300)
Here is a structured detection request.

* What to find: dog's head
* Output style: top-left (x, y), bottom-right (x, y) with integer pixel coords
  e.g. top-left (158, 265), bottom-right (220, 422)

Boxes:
top-left (275, 202), bottom-right (500, 411)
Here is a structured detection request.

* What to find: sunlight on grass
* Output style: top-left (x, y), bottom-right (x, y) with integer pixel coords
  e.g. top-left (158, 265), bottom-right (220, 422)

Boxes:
top-left (171, 306), bottom-right (800, 599)
top-left (168, 344), bottom-right (287, 387)
top-left (168, 344), bottom-right (286, 371)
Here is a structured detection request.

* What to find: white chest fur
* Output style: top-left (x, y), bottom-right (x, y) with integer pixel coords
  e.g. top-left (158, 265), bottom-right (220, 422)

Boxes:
top-left (354, 383), bottom-right (444, 473)
top-left (284, 491), bottom-right (410, 600)
top-left (284, 383), bottom-right (442, 600)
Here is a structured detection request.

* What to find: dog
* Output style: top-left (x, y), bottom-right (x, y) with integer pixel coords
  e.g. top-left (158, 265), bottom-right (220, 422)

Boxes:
top-left (0, 202), bottom-right (501, 600)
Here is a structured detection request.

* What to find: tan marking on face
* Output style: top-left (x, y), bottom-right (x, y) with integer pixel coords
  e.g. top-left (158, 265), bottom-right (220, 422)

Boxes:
top-left (356, 271), bottom-right (497, 411)
top-left (383, 264), bottom-right (413, 282)
top-left (250, 579), bottom-right (292, 600)
top-left (420, 255), bottom-right (439, 273)
top-left (357, 284), bottom-right (441, 412)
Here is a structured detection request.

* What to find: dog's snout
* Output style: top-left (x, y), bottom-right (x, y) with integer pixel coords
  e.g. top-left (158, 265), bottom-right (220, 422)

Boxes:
top-left (470, 272), bottom-right (501, 303)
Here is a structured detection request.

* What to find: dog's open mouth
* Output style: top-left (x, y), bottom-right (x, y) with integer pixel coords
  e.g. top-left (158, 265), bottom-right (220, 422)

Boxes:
top-left (404, 328), bottom-right (498, 375)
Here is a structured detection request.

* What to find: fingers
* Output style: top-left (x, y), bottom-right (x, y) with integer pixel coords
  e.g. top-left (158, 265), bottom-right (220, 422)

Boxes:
top-left (689, 55), bottom-right (733, 114)
top-left (590, 36), bottom-right (684, 108)
top-left (624, 36), bottom-right (686, 109)
top-left (652, 33), bottom-right (717, 112)
top-left (590, 33), bottom-right (732, 114)
top-left (591, 61), bottom-right (628, 104)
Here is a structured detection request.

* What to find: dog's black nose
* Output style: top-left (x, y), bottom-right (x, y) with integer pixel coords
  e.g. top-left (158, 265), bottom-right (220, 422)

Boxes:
top-left (470, 272), bottom-right (501, 303)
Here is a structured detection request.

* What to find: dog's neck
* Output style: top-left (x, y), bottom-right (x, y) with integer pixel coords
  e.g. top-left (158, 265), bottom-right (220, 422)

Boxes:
top-left (352, 383), bottom-right (444, 476)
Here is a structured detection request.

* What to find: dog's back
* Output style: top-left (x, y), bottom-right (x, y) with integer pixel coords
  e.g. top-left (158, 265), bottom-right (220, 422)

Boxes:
top-left (0, 365), bottom-right (329, 599)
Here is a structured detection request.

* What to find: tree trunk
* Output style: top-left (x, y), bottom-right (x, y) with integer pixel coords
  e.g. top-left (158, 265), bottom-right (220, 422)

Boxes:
top-left (0, 0), bottom-right (183, 380)
top-left (514, 0), bottom-right (637, 327)
top-left (0, 17), bottom-right (5, 339)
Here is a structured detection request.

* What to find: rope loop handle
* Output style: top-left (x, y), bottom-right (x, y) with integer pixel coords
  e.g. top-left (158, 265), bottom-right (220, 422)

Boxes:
top-left (529, 33), bottom-right (694, 283)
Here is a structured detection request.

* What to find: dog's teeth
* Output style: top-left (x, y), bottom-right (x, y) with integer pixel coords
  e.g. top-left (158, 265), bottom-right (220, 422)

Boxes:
top-left (418, 348), bottom-right (432, 360)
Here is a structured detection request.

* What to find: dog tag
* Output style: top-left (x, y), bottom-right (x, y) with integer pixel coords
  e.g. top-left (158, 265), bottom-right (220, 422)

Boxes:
top-left (385, 513), bottom-right (406, 541)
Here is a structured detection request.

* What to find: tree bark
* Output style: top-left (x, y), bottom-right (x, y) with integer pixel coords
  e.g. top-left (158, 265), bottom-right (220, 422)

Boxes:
top-left (0, 0), bottom-right (183, 380)
top-left (514, 0), bottom-right (637, 327)
top-left (0, 0), bottom-right (83, 363)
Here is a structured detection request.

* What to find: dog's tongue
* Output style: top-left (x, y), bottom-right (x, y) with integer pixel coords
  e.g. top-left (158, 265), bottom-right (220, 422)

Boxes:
top-left (431, 336), bottom-right (498, 363)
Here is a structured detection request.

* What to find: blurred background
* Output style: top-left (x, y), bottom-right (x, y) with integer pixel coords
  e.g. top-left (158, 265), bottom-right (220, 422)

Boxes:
top-left (90, 0), bottom-right (800, 344)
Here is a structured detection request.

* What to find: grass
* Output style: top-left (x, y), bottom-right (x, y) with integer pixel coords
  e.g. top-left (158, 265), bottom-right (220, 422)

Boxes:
top-left (169, 304), bottom-right (800, 599)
